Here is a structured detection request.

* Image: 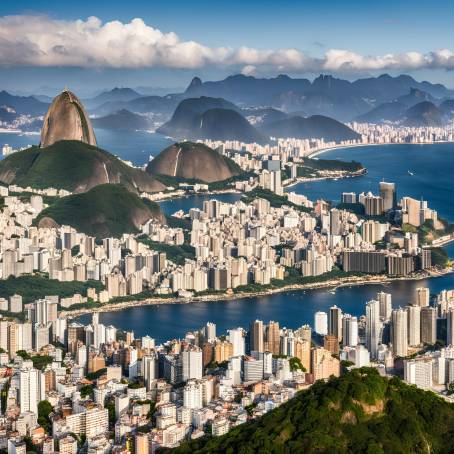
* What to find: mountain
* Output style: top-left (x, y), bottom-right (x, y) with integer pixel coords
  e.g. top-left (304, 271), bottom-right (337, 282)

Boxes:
top-left (439, 99), bottom-right (454, 120)
top-left (0, 91), bottom-right (48, 116)
top-left (146, 141), bottom-right (242, 183)
top-left (91, 95), bottom-right (181, 117)
top-left (262, 115), bottom-right (360, 141)
top-left (36, 184), bottom-right (164, 238)
top-left (403, 101), bottom-right (443, 127)
top-left (0, 140), bottom-right (165, 194)
top-left (356, 89), bottom-right (436, 123)
top-left (158, 97), bottom-right (266, 143)
top-left (356, 102), bottom-right (407, 123)
top-left (183, 74), bottom-right (454, 120)
top-left (243, 107), bottom-right (289, 126)
top-left (40, 90), bottom-right (97, 148)
top-left (165, 368), bottom-right (454, 453)
top-left (92, 109), bottom-right (153, 131)
top-left (84, 87), bottom-right (142, 109)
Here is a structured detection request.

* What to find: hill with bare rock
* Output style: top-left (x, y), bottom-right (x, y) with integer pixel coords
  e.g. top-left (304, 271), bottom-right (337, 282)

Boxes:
top-left (0, 140), bottom-right (165, 194)
top-left (146, 142), bottom-right (242, 183)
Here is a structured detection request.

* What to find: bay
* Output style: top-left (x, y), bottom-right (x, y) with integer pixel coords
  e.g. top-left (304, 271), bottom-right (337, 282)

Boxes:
top-left (78, 143), bottom-right (454, 342)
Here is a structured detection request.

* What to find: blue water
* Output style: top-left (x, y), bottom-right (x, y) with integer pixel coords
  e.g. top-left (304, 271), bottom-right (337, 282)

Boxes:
top-left (291, 143), bottom-right (454, 221)
top-left (0, 129), bottom-right (173, 166)
top-left (76, 142), bottom-right (454, 342)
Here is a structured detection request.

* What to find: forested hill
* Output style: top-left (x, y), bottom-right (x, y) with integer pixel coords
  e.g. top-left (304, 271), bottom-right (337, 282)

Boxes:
top-left (160, 368), bottom-right (454, 454)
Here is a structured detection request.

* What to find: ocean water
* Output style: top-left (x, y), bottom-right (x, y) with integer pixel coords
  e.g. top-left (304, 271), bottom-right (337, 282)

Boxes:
top-left (0, 129), bottom-right (173, 166)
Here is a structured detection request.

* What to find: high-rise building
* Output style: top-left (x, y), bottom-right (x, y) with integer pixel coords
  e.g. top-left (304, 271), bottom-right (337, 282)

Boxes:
top-left (377, 291), bottom-right (392, 321)
top-left (407, 305), bottom-right (421, 347)
top-left (392, 308), bottom-right (408, 357)
top-left (342, 315), bottom-right (358, 347)
top-left (311, 347), bottom-right (340, 381)
top-left (204, 322), bottom-right (216, 343)
top-left (323, 335), bottom-right (339, 355)
top-left (366, 300), bottom-right (381, 359)
top-left (314, 311), bottom-right (328, 336)
top-left (250, 320), bottom-right (264, 353)
top-left (447, 309), bottom-right (454, 346)
top-left (228, 328), bottom-right (245, 357)
top-left (265, 321), bottom-right (280, 355)
top-left (415, 287), bottom-right (430, 307)
top-left (328, 306), bottom-right (343, 342)
top-left (421, 307), bottom-right (437, 345)
top-left (135, 432), bottom-right (149, 454)
top-left (19, 367), bottom-right (45, 414)
top-left (182, 348), bottom-right (203, 381)
top-left (379, 181), bottom-right (396, 212)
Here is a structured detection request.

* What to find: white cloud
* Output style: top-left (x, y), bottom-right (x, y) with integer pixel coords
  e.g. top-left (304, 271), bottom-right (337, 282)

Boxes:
top-left (1, 15), bottom-right (454, 74)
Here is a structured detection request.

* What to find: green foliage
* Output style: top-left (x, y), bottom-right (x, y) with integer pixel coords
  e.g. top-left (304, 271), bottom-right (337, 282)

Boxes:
top-left (1, 379), bottom-right (10, 414)
top-left (137, 235), bottom-right (195, 265)
top-left (431, 247), bottom-right (449, 267)
top-left (35, 184), bottom-right (163, 238)
top-left (38, 400), bottom-right (53, 433)
top-left (86, 368), bottom-right (107, 380)
top-left (31, 355), bottom-right (53, 370)
top-left (0, 274), bottom-right (103, 304)
top-left (80, 384), bottom-right (94, 398)
top-left (302, 158), bottom-right (364, 172)
top-left (289, 357), bottom-right (306, 372)
top-left (161, 368), bottom-right (454, 453)
top-left (0, 140), bottom-right (156, 193)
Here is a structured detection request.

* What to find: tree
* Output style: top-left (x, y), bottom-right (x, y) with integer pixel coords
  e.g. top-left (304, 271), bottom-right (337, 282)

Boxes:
top-left (38, 400), bottom-right (53, 433)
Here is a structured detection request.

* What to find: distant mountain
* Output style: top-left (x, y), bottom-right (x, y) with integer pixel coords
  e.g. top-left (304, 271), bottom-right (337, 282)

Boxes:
top-left (357, 89), bottom-right (436, 123)
top-left (84, 87), bottom-right (142, 109)
top-left (91, 95), bottom-right (180, 117)
top-left (0, 91), bottom-right (48, 116)
top-left (146, 141), bottom-right (242, 183)
top-left (157, 97), bottom-right (265, 143)
top-left (356, 102), bottom-right (407, 123)
top-left (262, 115), bottom-right (360, 141)
top-left (36, 184), bottom-right (164, 238)
top-left (183, 74), bottom-right (454, 120)
top-left (92, 109), bottom-right (153, 131)
top-left (165, 368), bottom-right (454, 453)
top-left (439, 99), bottom-right (454, 120)
top-left (403, 101), bottom-right (443, 127)
top-left (243, 107), bottom-right (289, 126)
top-left (0, 140), bottom-right (165, 194)
top-left (0, 106), bottom-right (18, 122)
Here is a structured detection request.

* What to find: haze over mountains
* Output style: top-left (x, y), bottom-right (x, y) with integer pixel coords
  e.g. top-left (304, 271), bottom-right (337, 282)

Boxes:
top-left (4, 73), bottom-right (454, 142)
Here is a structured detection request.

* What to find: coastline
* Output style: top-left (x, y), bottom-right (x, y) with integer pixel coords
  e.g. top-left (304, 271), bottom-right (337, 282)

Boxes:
top-left (307, 139), bottom-right (454, 159)
top-left (60, 267), bottom-right (454, 319)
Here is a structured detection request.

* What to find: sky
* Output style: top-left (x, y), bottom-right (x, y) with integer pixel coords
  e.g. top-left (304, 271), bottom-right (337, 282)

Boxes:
top-left (1, 0), bottom-right (454, 95)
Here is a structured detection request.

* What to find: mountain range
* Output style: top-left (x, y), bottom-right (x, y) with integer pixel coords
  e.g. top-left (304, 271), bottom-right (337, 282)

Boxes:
top-left (3, 73), bottom-right (454, 137)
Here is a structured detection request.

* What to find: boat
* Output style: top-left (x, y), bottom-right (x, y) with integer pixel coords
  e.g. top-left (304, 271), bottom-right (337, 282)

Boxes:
top-left (408, 170), bottom-right (414, 176)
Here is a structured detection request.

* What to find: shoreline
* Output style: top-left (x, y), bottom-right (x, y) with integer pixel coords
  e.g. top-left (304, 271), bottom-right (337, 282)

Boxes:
top-left (307, 140), bottom-right (454, 159)
top-left (61, 267), bottom-right (454, 319)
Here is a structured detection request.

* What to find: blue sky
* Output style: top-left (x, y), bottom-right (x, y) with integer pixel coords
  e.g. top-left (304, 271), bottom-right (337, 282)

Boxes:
top-left (1, 0), bottom-right (454, 94)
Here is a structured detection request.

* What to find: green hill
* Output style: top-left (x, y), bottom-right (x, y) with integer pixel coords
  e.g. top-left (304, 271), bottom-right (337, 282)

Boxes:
top-left (0, 140), bottom-right (165, 194)
top-left (163, 368), bottom-right (454, 454)
top-left (35, 184), bottom-right (165, 238)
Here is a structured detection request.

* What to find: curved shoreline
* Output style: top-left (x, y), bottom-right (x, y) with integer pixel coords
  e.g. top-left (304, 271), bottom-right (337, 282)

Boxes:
top-left (61, 268), bottom-right (453, 319)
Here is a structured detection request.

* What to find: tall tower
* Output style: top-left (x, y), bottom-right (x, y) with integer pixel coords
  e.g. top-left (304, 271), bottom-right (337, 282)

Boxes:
top-left (366, 300), bottom-right (381, 359)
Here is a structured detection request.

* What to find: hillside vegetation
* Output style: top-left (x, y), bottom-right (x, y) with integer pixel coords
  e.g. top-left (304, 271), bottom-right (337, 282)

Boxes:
top-left (36, 184), bottom-right (164, 238)
top-left (162, 368), bottom-right (454, 454)
top-left (0, 140), bottom-right (164, 194)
